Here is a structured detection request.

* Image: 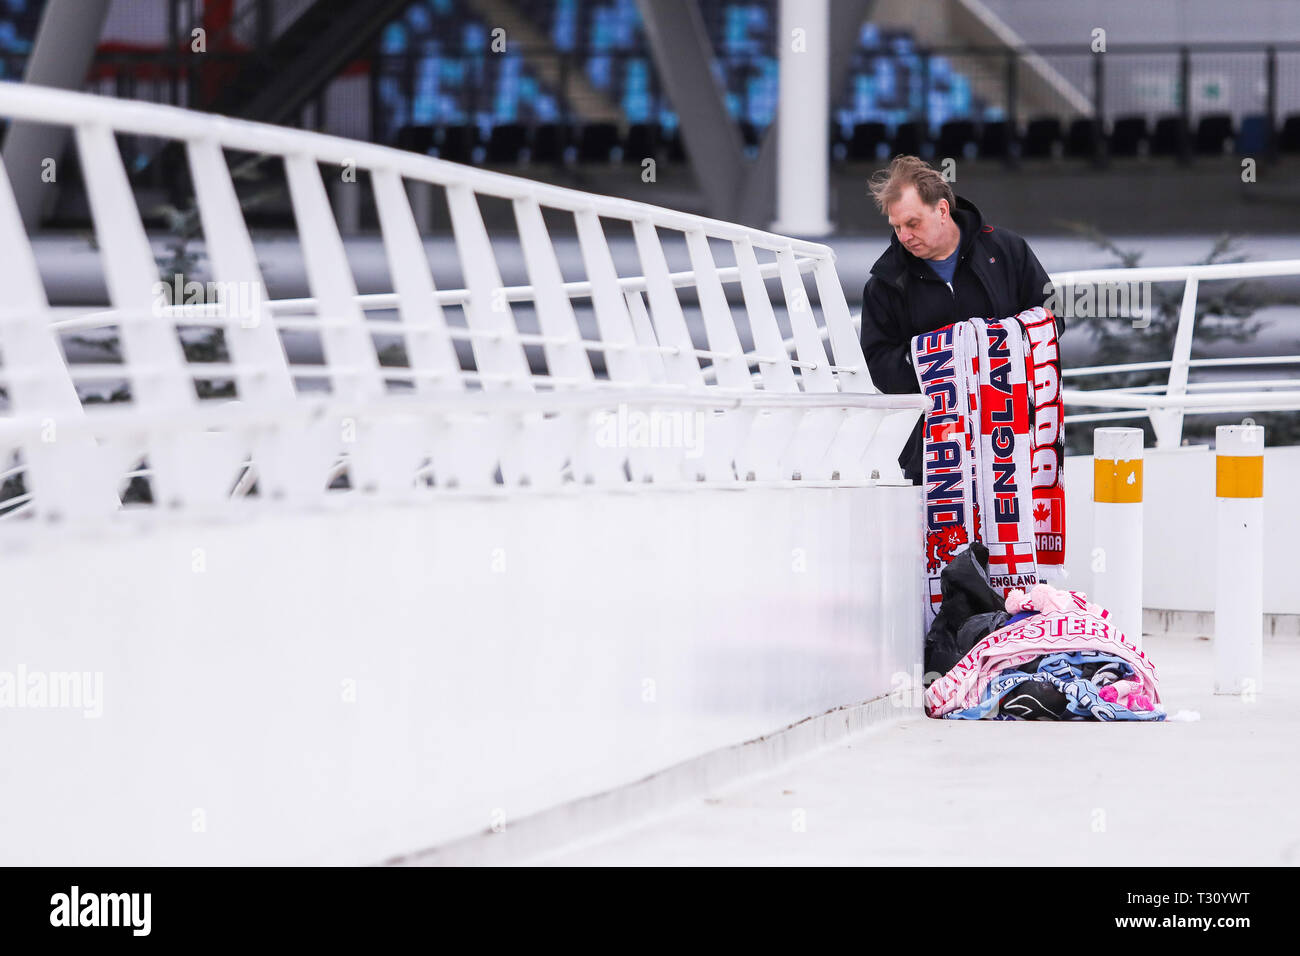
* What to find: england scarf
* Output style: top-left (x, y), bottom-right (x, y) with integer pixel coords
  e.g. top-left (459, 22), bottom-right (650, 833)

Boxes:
top-left (913, 308), bottom-right (1063, 629)
top-left (1021, 307), bottom-right (1066, 571)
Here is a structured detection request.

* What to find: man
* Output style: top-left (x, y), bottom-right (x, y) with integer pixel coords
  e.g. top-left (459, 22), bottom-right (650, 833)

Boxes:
top-left (859, 155), bottom-right (1059, 484)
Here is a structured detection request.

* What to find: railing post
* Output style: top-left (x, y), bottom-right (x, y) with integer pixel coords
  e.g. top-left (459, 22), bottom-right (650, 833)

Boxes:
top-left (1092, 427), bottom-right (1144, 649)
top-left (1214, 424), bottom-right (1264, 696)
top-left (1150, 275), bottom-right (1198, 448)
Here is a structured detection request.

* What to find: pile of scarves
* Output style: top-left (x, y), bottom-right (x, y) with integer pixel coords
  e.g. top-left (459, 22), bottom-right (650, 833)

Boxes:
top-left (926, 581), bottom-right (1165, 721)
top-left (911, 308), bottom-right (1164, 721)
top-left (911, 307), bottom-right (1065, 633)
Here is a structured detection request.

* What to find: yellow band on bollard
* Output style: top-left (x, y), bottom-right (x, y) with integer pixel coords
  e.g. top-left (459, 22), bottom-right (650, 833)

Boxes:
top-left (1217, 455), bottom-right (1264, 498)
top-left (1094, 458), bottom-right (1144, 503)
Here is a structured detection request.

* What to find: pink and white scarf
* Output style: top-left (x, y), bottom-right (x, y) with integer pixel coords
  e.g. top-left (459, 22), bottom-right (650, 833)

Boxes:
top-left (924, 588), bottom-right (1161, 718)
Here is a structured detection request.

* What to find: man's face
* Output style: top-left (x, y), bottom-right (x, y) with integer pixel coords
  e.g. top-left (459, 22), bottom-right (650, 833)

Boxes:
top-left (886, 186), bottom-right (950, 259)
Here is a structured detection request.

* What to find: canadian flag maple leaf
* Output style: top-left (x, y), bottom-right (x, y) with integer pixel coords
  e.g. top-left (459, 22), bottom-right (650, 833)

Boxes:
top-left (1033, 502), bottom-right (1051, 525)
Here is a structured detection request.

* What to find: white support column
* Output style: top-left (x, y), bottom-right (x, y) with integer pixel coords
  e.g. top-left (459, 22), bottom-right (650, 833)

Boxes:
top-left (1092, 427), bottom-right (1144, 648)
top-left (772, 0), bottom-right (832, 236)
top-left (1214, 424), bottom-right (1264, 696)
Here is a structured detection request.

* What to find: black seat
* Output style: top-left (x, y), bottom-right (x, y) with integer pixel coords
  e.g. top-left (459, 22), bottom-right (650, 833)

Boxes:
top-left (1022, 117), bottom-right (1062, 158)
top-left (485, 123), bottom-right (526, 164)
top-left (738, 120), bottom-right (761, 149)
top-left (438, 124), bottom-right (479, 163)
top-left (937, 119), bottom-right (977, 158)
top-left (531, 123), bottom-right (571, 163)
top-left (1279, 114), bottom-right (1300, 153)
top-left (1066, 118), bottom-right (1105, 158)
top-left (666, 127), bottom-right (686, 163)
top-left (624, 122), bottom-right (661, 162)
top-left (848, 121), bottom-right (887, 160)
top-left (978, 120), bottom-right (1015, 159)
top-left (1151, 115), bottom-right (1189, 156)
top-left (1109, 115), bottom-right (1148, 157)
top-left (1195, 113), bottom-right (1234, 154)
top-left (395, 124), bottom-right (435, 154)
top-left (578, 122), bottom-right (621, 162)
top-left (891, 120), bottom-right (924, 156)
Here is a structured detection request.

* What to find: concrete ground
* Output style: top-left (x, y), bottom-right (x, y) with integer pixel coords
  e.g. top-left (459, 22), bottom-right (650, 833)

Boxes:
top-left (533, 633), bottom-right (1300, 866)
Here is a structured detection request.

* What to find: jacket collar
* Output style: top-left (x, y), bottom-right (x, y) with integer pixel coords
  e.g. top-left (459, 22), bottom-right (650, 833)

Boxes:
top-left (871, 195), bottom-right (986, 289)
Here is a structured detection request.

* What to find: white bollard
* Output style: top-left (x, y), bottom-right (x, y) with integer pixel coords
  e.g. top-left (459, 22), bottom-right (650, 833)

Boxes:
top-left (1092, 427), bottom-right (1144, 649)
top-left (1214, 424), bottom-right (1264, 696)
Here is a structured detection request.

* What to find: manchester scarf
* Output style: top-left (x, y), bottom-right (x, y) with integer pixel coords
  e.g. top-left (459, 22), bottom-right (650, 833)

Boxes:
top-left (924, 589), bottom-right (1161, 718)
top-left (913, 308), bottom-right (1064, 630)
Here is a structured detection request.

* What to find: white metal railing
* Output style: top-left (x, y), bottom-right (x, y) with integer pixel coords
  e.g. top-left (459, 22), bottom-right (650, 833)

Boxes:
top-left (1051, 262), bottom-right (1300, 446)
top-left (833, 260), bottom-right (1300, 448)
top-left (0, 84), bottom-right (922, 523)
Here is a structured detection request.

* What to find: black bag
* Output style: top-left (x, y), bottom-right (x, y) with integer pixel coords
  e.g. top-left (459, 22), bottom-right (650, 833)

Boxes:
top-left (924, 542), bottom-right (1009, 682)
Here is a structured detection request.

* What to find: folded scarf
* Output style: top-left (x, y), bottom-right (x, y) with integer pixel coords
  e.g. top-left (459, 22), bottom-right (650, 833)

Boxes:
top-left (969, 316), bottom-right (1039, 599)
top-left (1020, 307), bottom-right (1066, 571)
top-left (913, 315), bottom-right (1047, 629)
top-left (913, 323), bottom-right (979, 629)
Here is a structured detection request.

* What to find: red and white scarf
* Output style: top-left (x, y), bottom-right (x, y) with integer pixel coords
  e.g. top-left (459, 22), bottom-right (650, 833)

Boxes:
top-left (1022, 308), bottom-right (1066, 571)
top-left (913, 308), bottom-right (1064, 629)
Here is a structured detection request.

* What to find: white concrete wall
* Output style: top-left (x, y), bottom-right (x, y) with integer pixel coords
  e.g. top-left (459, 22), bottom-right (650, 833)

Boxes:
top-left (1064, 445), bottom-right (1300, 615)
top-left (0, 483), bottom-right (921, 865)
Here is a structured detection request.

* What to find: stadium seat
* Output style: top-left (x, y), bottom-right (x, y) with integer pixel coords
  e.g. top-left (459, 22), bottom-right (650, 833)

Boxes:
top-left (667, 128), bottom-right (686, 163)
top-left (1195, 113), bottom-right (1234, 154)
top-left (578, 122), bottom-right (621, 162)
top-left (1022, 117), bottom-right (1062, 158)
top-left (531, 123), bottom-right (572, 164)
top-left (1109, 115), bottom-right (1148, 157)
top-left (1236, 114), bottom-right (1270, 155)
top-left (395, 124), bottom-right (435, 155)
top-left (978, 120), bottom-right (1015, 159)
top-left (624, 122), bottom-right (662, 162)
top-left (1151, 115), bottom-right (1190, 157)
top-left (486, 123), bottom-right (526, 164)
top-left (891, 120), bottom-right (924, 156)
top-left (848, 121), bottom-right (887, 160)
top-left (1065, 118), bottom-right (1105, 159)
top-left (1280, 114), bottom-right (1300, 153)
top-left (438, 125), bottom-right (480, 164)
top-left (936, 119), bottom-right (977, 159)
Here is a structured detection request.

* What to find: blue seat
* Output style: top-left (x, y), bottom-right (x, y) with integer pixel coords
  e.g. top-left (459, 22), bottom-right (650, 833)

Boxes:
top-left (1236, 114), bottom-right (1269, 155)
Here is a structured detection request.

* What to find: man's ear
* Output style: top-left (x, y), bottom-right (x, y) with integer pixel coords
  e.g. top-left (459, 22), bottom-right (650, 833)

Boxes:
top-left (936, 198), bottom-right (949, 219)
